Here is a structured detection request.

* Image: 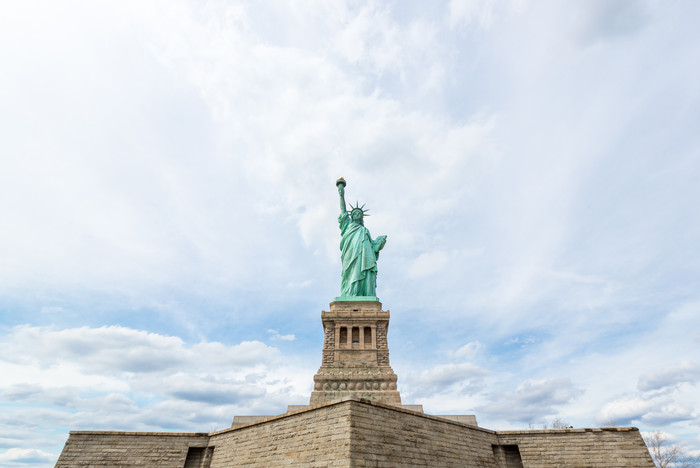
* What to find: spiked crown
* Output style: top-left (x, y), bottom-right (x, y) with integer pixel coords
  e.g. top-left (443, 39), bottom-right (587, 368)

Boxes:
top-left (349, 201), bottom-right (369, 217)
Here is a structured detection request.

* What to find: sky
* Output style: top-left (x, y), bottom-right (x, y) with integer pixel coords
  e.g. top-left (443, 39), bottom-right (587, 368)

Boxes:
top-left (1, 0), bottom-right (699, 465)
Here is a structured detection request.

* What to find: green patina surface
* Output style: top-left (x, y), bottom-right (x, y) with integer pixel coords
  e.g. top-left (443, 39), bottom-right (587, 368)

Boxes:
top-left (336, 178), bottom-right (387, 298)
top-left (333, 296), bottom-right (381, 302)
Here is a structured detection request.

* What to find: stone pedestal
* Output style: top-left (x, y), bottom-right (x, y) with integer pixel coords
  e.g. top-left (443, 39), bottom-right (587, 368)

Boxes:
top-left (309, 300), bottom-right (401, 406)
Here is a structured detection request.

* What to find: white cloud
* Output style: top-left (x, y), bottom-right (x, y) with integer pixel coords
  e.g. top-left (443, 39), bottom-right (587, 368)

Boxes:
top-left (420, 362), bottom-right (487, 387)
top-left (504, 336), bottom-right (539, 347)
top-left (267, 329), bottom-right (296, 342)
top-left (479, 379), bottom-right (582, 424)
top-left (640, 429), bottom-right (679, 443)
top-left (642, 402), bottom-right (696, 427)
top-left (0, 325), bottom-right (280, 375)
top-left (1, 384), bottom-right (79, 408)
top-left (0, 448), bottom-right (55, 465)
top-left (638, 362), bottom-right (700, 392)
top-left (452, 341), bottom-right (483, 359)
top-left (405, 362), bottom-right (488, 398)
top-left (0, 323), bottom-right (314, 465)
top-left (596, 397), bottom-right (656, 426)
top-left (164, 376), bottom-right (266, 405)
top-left (592, 362), bottom-right (700, 427)
top-left (0, 324), bottom-right (305, 425)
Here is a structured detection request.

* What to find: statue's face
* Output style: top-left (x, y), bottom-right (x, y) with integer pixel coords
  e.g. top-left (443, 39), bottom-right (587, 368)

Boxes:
top-left (351, 210), bottom-right (363, 223)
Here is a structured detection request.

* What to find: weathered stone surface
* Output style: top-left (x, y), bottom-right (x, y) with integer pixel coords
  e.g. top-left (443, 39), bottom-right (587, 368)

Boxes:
top-left (497, 427), bottom-right (655, 467)
top-left (438, 414), bottom-right (478, 425)
top-left (347, 400), bottom-right (500, 467)
top-left (210, 401), bottom-right (354, 467)
top-left (55, 432), bottom-right (209, 467)
top-left (55, 398), bottom-right (655, 468)
top-left (310, 301), bottom-right (401, 405)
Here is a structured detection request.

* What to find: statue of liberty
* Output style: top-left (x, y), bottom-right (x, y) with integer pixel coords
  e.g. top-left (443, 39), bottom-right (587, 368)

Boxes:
top-left (336, 178), bottom-right (387, 297)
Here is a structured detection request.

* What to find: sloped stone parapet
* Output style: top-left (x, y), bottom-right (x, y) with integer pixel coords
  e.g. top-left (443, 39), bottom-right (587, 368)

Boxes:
top-left (55, 431), bottom-right (210, 467)
top-left (496, 426), bottom-right (654, 467)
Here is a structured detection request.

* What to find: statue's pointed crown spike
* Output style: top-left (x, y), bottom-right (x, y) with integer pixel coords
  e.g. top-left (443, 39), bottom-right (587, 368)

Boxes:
top-left (349, 201), bottom-right (370, 217)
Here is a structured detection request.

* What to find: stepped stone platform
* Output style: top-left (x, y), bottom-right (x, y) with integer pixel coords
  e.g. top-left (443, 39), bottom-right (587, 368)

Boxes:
top-left (56, 397), bottom-right (654, 467)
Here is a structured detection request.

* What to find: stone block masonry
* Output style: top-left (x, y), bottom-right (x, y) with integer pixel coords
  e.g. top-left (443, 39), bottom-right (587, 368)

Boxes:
top-left (55, 398), bottom-right (655, 467)
top-left (347, 400), bottom-right (501, 467)
top-left (310, 300), bottom-right (401, 406)
top-left (209, 401), bottom-right (353, 467)
top-left (55, 432), bottom-right (210, 467)
top-left (497, 427), bottom-right (655, 467)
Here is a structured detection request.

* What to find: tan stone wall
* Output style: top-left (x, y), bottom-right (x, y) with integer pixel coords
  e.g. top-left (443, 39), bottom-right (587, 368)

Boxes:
top-left (208, 402), bottom-right (353, 467)
top-left (497, 427), bottom-right (655, 467)
top-left (55, 431), bottom-right (209, 467)
top-left (311, 302), bottom-right (401, 406)
top-left (53, 400), bottom-right (657, 468)
top-left (347, 401), bottom-right (501, 467)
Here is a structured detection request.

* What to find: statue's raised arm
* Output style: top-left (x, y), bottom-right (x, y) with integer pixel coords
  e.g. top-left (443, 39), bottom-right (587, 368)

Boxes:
top-left (335, 178), bottom-right (386, 298)
top-left (337, 178), bottom-right (347, 216)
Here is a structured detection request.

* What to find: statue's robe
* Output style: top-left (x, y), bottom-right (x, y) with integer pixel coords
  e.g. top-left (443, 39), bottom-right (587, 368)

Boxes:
top-left (339, 213), bottom-right (382, 296)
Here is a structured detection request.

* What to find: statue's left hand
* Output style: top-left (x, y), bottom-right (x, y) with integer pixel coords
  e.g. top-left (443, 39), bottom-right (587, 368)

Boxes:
top-left (374, 235), bottom-right (387, 252)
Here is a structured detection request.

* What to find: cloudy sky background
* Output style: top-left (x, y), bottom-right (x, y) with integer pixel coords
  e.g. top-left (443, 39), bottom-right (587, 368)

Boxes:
top-left (1, 0), bottom-right (699, 465)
